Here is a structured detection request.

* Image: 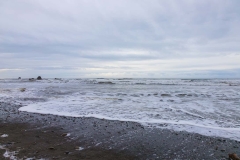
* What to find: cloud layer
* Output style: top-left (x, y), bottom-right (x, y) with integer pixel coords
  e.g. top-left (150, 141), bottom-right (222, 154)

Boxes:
top-left (1, 0), bottom-right (240, 78)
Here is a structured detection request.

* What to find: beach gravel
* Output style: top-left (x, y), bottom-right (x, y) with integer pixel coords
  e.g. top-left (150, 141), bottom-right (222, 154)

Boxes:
top-left (0, 102), bottom-right (239, 159)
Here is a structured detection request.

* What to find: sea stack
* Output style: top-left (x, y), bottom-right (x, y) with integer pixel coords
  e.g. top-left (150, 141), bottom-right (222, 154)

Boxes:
top-left (37, 76), bottom-right (42, 80)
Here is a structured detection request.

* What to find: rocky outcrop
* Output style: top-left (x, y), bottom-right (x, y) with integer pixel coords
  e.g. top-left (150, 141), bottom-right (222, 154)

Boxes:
top-left (37, 76), bottom-right (42, 80)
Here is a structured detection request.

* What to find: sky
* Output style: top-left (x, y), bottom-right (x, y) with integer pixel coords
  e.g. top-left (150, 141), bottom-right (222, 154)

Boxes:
top-left (0, 0), bottom-right (240, 78)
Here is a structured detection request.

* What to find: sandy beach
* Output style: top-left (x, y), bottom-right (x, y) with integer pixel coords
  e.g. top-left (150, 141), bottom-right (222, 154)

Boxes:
top-left (0, 101), bottom-right (239, 160)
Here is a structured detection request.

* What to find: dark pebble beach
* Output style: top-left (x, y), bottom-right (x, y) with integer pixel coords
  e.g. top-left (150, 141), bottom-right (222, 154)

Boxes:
top-left (0, 102), bottom-right (239, 160)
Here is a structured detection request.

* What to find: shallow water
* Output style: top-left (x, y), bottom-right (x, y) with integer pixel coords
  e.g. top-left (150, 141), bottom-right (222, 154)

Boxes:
top-left (1, 78), bottom-right (240, 141)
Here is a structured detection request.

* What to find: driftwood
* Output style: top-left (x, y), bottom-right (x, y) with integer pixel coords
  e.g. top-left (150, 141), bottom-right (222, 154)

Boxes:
top-left (229, 153), bottom-right (240, 160)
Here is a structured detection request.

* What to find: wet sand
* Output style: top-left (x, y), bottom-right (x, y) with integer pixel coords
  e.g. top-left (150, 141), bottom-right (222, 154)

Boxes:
top-left (0, 101), bottom-right (240, 159)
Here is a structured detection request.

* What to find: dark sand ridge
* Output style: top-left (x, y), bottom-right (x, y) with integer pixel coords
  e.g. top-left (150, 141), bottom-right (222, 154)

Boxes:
top-left (0, 101), bottom-right (240, 159)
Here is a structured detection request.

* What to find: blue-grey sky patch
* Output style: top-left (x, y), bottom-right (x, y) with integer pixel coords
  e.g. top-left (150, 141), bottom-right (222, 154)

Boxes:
top-left (0, 0), bottom-right (240, 78)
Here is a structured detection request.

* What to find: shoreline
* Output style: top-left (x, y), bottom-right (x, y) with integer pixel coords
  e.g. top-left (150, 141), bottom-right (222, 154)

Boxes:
top-left (1, 102), bottom-right (240, 159)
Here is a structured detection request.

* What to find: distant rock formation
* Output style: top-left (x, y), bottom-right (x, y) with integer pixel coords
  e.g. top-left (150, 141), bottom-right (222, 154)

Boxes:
top-left (29, 78), bottom-right (35, 81)
top-left (161, 94), bottom-right (171, 97)
top-left (37, 76), bottom-right (42, 80)
top-left (98, 81), bottom-right (115, 84)
top-left (18, 77), bottom-right (21, 79)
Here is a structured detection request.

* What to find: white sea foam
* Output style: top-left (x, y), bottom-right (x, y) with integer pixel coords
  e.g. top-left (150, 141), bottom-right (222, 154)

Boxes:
top-left (1, 78), bottom-right (240, 141)
top-left (76, 147), bottom-right (84, 151)
top-left (0, 144), bottom-right (18, 160)
top-left (1, 134), bottom-right (8, 138)
top-left (3, 150), bottom-right (18, 160)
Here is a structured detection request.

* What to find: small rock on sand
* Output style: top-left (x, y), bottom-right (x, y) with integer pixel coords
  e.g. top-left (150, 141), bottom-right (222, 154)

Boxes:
top-left (61, 133), bottom-right (70, 137)
top-left (75, 146), bottom-right (84, 151)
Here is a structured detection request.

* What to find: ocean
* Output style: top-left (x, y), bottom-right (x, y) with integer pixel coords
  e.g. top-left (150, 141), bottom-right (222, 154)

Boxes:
top-left (0, 78), bottom-right (240, 141)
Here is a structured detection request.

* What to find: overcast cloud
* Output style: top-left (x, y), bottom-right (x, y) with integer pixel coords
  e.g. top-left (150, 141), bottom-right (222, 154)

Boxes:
top-left (0, 0), bottom-right (240, 78)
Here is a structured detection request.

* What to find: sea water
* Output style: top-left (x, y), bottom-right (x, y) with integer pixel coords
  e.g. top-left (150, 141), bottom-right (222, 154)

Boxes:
top-left (0, 78), bottom-right (240, 141)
